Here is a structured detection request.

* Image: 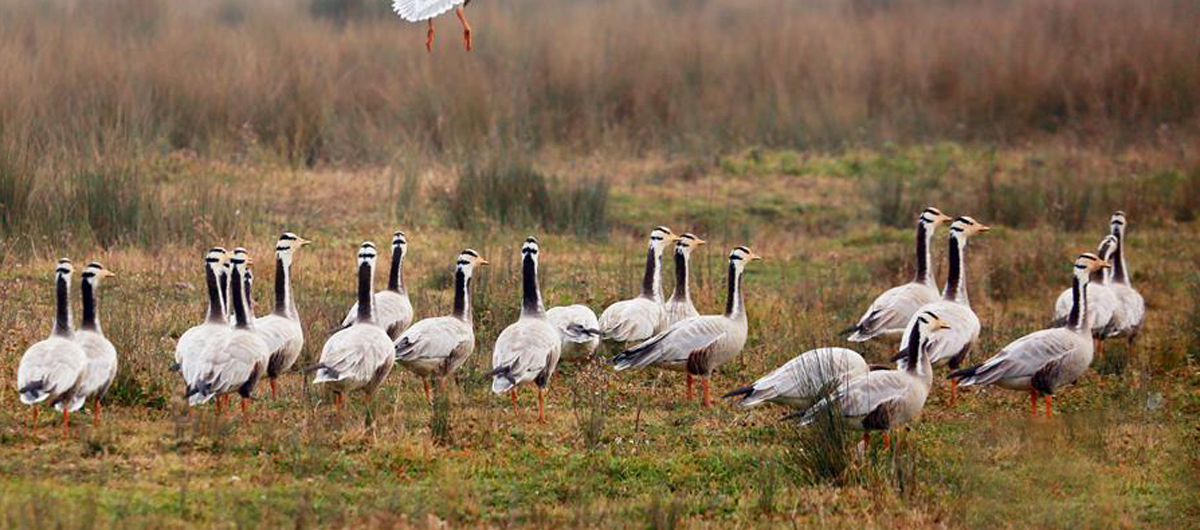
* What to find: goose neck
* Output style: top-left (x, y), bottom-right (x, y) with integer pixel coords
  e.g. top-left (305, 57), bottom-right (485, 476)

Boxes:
top-left (724, 263), bottom-right (746, 319)
top-left (641, 244), bottom-right (663, 301)
top-left (205, 266), bottom-right (227, 324)
top-left (452, 267), bottom-right (472, 324)
top-left (231, 267), bottom-right (253, 330)
top-left (521, 254), bottom-right (544, 317)
top-left (52, 273), bottom-right (73, 338)
top-left (388, 246), bottom-right (405, 293)
top-left (81, 278), bottom-right (100, 333)
top-left (273, 255), bottom-right (297, 319)
top-left (1067, 275), bottom-right (1090, 333)
top-left (942, 232), bottom-right (969, 306)
top-left (356, 261), bottom-right (375, 324)
top-left (671, 250), bottom-right (691, 302)
top-left (914, 222), bottom-right (934, 286)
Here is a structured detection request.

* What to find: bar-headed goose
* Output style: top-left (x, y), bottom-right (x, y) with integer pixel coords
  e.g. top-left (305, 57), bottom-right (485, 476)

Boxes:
top-left (664, 233), bottom-right (706, 327)
top-left (612, 246), bottom-right (761, 406)
top-left (1106, 212), bottom-right (1146, 351)
top-left (545, 305), bottom-right (601, 361)
top-left (254, 232), bottom-right (312, 398)
top-left (175, 248), bottom-right (230, 373)
top-left (393, 0), bottom-right (474, 52)
top-left (394, 249), bottom-right (488, 403)
top-left (724, 347), bottom-right (869, 410)
top-left (312, 243), bottom-right (395, 412)
top-left (65, 262), bottom-right (119, 426)
top-left (797, 312), bottom-right (949, 446)
top-left (341, 231), bottom-right (414, 340)
top-left (599, 226), bottom-right (678, 344)
top-left (891, 216), bottom-right (989, 402)
top-left (950, 253), bottom-right (1110, 417)
top-left (491, 237), bottom-right (563, 422)
top-left (844, 207), bottom-right (953, 342)
top-left (1051, 235), bottom-right (1119, 348)
top-left (17, 259), bottom-right (89, 433)
top-left (184, 252), bottom-right (270, 418)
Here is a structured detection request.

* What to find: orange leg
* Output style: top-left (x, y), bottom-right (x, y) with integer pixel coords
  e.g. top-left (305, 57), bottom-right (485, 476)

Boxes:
top-left (883, 432), bottom-right (891, 450)
top-left (686, 374), bottom-right (694, 400)
top-left (424, 379), bottom-right (432, 405)
top-left (426, 20), bottom-right (435, 53)
top-left (1044, 395), bottom-right (1053, 418)
top-left (335, 392), bottom-right (343, 413)
top-left (455, 7), bottom-right (472, 51)
top-left (31, 406), bottom-right (39, 436)
top-left (93, 400), bottom-right (102, 428)
top-left (702, 378), bottom-right (712, 407)
top-left (270, 379), bottom-right (278, 400)
top-left (862, 431), bottom-right (870, 446)
top-left (950, 378), bottom-right (958, 405)
top-left (240, 398), bottom-right (250, 421)
top-left (62, 409), bottom-right (70, 437)
top-left (216, 396), bottom-right (225, 416)
top-left (1030, 389), bottom-right (1039, 418)
top-left (537, 388), bottom-right (546, 423)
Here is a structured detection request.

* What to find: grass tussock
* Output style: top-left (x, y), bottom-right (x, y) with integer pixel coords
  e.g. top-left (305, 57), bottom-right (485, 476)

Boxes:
top-left (443, 158), bottom-right (609, 237)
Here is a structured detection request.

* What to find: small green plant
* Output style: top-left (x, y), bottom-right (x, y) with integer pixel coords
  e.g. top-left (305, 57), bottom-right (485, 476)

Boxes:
top-left (783, 396), bottom-right (855, 486)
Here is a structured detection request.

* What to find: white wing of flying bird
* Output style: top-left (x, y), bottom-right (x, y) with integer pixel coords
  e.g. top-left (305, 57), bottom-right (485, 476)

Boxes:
top-left (393, 0), bottom-right (464, 21)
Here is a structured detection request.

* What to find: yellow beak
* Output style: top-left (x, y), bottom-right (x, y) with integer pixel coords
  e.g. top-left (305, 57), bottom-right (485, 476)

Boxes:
top-left (477, 258), bottom-right (490, 266)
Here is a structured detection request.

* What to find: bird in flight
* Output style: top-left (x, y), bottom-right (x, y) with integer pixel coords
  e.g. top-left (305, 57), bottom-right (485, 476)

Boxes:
top-left (393, 0), bottom-right (474, 52)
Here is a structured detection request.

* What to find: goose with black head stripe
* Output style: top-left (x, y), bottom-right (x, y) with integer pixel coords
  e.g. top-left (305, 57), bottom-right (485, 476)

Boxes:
top-left (341, 231), bottom-right (414, 340)
top-left (599, 226), bottom-right (678, 345)
top-left (1105, 211), bottom-right (1146, 353)
top-left (612, 246), bottom-right (761, 406)
top-left (490, 237), bottom-right (563, 422)
top-left (175, 248), bottom-right (231, 375)
top-left (17, 259), bottom-right (89, 434)
top-left (312, 243), bottom-right (396, 413)
top-left (890, 216), bottom-right (989, 403)
top-left (254, 232), bottom-right (312, 398)
top-left (63, 262), bottom-right (119, 426)
top-left (796, 311), bottom-right (949, 448)
top-left (664, 233), bottom-right (706, 327)
top-left (1050, 235), bottom-right (1119, 353)
top-left (394, 249), bottom-right (488, 403)
top-left (845, 207), bottom-right (953, 342)
top-left (950, 253), bottom-right (1110, 417)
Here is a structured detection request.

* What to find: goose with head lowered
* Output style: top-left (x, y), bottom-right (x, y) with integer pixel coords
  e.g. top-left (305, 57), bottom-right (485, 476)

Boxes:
top-left (724, 347), bottom-right (869, 411)
top-left (890, 216), bottom-right (989, 403)
top-left (174, 248), bottom-right (230, 373)
top-left (254, 232), bottom-right (312, 398)
top-left (795, 312), bottom-right (949, 448)
top-left (599, 226), bottom-right (678, 344)
top-left (17, 259), bottom-right (89, 434)
top-left (544, 304), bottom-right (601, 362)
top-left (312, 243), bottom-right (396, 413)
top-left (63, 262), bottom-right (119, 427)
top-left (1105, 211), bottom-right (1146, 353)
top-left (184, 251), bottom-right (270, 418)
top-left (612, 246), bottom-right (761, 406)
top-left (844, 207), bottom-right (953, 342)
top-left (490, 237), bottom-right (563, 422)
top-left (394, 249), bottom-right (488, 403)
top-left (663, 233), bottom-right (706, 327)
top-left (340, 231), bottom-right (414, 340)
top-left (950, 253), bottom-right (1110, 417)
top-left (1050, 235), bottom-right (1119, 353)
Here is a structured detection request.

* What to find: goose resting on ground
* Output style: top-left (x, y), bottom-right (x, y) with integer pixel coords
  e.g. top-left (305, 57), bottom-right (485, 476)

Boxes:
top-left (17, 259), bottom-right (88, 434)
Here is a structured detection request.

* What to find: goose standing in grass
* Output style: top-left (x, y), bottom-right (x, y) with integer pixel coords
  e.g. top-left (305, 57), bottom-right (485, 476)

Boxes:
top-left (184, 252), bottom-right (270, 418)
top-left (723, 347), bottom-right (869, 410)
top-left (341, 231), bottom-right (413, 340)
top-left (892, 216), bottom-right (989, 403)
top-left (393, 0), bottom-right (474, 52)
top-left (17, 259), bottom-right (88, 434)
top-left (490, 237), bottom-right (563, 422)
top-left (663, 233), bottom-right (706, 327)
top-left (599, 226), bottom-right (678, 344)
top-left (612, 246), bottom-right (761, 406)
top-left (175, 249), bottom-right (231, 376)
top-left (393, 249), bottom-right (488, 403)
top-left (64, 262), bottom-right (118, 427)
top-left (254, 233), bottom-right (312, 398)
top-left (844, 207), bottom-right (953, 342)
top-left (796, 312), bottom-right (949, 447)
top-left (313, 243), bottom-right (395, 413)
top-left (1106, 212), bottom-right (1146, 352)
top-left (1051, 235), bottom-right (1119, 352)
top-left (545, 305), bottom-right (601, 361)
top-left (950, 253), bottom-right (1110, 417)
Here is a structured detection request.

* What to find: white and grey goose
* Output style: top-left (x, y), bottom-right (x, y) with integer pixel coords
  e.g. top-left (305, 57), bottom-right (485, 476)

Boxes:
top-left (796, 312), bottom-right (950, 447)
top-left (598, 226), bottom-right (678, 344)
top-left (64, 262), bottom-right (119, 426)
top-left (490, 237), bottom-right (563, 422)
top-left (174, 248), bottom-right (231, 374)
top-left (341, 231), bottom-right (414, 340)
top-left (312, 242), bottom-right (396, 412)
top-left (254, 232), bottom-right (312, 398)
top-left (612, 246), bottom-right (762, 406)
top-left (1051, 235), bottom-right (1119, 348)
top-left (544, 305), bottom-right (601, 362)
top-left (394, 249), bottom-right (489, 403)
top-left (845, 207), bottom-right (953, 342)
top-left (950, 253), bottom-right (1110, 417)
top-left (724, 347), bottom-right (869, 411)
top-left (663, 233), bottom-right (707, 327)
top-left (16, 259), bottom-right (89, 434)
top-left (1106, 211), bottom-right (1146, 351)
top-left (891, 216), bottom-right (989, 403)
top-left (183, 251), bottom-right (270, 418)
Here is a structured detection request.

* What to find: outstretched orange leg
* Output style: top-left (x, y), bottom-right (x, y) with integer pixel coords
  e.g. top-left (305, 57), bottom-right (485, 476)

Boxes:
top-left (426, 20), bottom-right (435, 53)
top-left (455, 7), bottom-right (472, 51)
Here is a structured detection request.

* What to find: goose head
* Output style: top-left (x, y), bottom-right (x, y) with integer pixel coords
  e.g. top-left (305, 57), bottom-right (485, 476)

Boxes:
top-left (81, 262), bottom-right (116, 286)
top-left (358, 242), bottom-right (378, 267)
top-left (949, 216), bottom-right (990, 240)
top-left (728, 245), bottom-right (762, 271)
top-left (674, 233), bottom-right (706, 258)
top-left (55, 258), bottom-right (73, 279)
top-left (918, 207), bottom-right (953, 228)
top-left (521, 236), bottom-right (541, 266)
top-left (275, 232), bottom-right (311, 264)
top-left (1073, 252), bottom-right (1111, 280)
top-left (456, 248), bottom-right (489, 276)
top-left (1096, 235), bottom-right (1119, 262)
top-left (392, 230), bottom-right (409, 259)
top-left (649, 226), bottom-right (678, 255)
top-left (205, 247), bottom-right (228, 270)
top-left (1110, 211), bottom-right (1127, 237)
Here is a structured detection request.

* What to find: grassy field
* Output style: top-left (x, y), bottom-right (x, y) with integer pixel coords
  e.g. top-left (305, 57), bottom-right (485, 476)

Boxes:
top-left (1, 143), bottom-right (1198, 528)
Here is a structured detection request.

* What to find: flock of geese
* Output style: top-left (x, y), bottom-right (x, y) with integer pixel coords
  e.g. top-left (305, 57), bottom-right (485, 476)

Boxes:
top-left (15, 212), bottom-right (1145, 447)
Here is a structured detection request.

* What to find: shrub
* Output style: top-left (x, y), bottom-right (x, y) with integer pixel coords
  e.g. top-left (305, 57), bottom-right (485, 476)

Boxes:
top-left (443, 158), bottom-right (609, 237)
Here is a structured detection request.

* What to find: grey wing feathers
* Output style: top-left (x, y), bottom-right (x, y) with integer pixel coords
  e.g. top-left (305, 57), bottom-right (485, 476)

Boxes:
top-left (612, 317), bottom-right (725, 371)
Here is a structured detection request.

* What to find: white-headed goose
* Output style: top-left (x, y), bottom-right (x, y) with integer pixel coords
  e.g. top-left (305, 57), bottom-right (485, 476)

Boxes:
top-left (17, 259), bottom-right (89, 434)
top-left (65, 262), bottom-right (119, 426)
top-left (394, 249), bottom-right (489, 403)
top-left (393, 0), bottom-right (474, 52)
top-left (599, 226), bottom-right (678, 344)
top-left (341, 231), bottom-right (414, 340)
top-left (724, 347), bottom-right (869, 410)
top-left (545, 305), bottom-right (601, 361)
top-left (797, 312), bottom-right (949, 447)
top-left (312, 243), bottom-right (396, 412)
top-left (892, 216), bottom-right (989, 403)
top-left (1051, 235), bottom-right (1119, 349)
top-left (664, 233), bottom-right (706, 327)
top-left (490, 237), bottom-right (563, 422)
top-left (845, 207), bottom-right (953, 342)
top-left (183, 251), bottom-right (270, 418)
top-left (254, 232), bottom-right (312, 398)
top-left (612, 246), bottom-right (761, 406)
top-left (1106, 211), bottom-right (1146, 351)
top-left (951, 253), bottom-right (1110, 417)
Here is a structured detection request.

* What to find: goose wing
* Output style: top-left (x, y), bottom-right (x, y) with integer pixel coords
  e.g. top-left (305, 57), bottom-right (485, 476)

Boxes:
top-left (800, 370), bottom-right (913, 425)
top-left (953, 329), bottom-right (1083, 388)
top-left (847, 283), bottom-right (938, 342)
top-left (490, 319), bottom-right (561, 393)
top-left (392, 0), bottom-right (464, 22)
top-left (546, 305), bottom-right (601, 344)
top-left (341, 291), bottom-right (414, 338)
top-left (74, 331), bottom-right (118, 402)
top-left (17, 337), bottom-right (87, 405)
top-left (729, 348), bottom-right (868, 408)
top-left (598, 298), bottom-right (662, 343)
top-left (612, 316), bottom-right (726, 371)
top-left (175, 322), bottom-right (226, 366)
top-left (897, 301), bottom-right (979, 369)
top-left (314, 326), bottom-right (393, 385)
top-left (394, 316), bottom-right (473, 366)
top-left (185, 331), bottom-right (266, 405)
